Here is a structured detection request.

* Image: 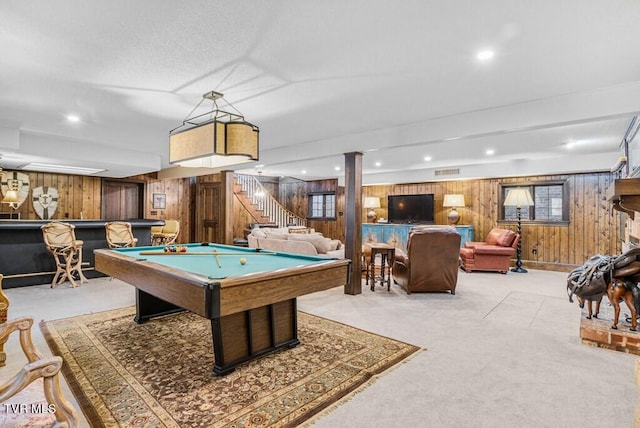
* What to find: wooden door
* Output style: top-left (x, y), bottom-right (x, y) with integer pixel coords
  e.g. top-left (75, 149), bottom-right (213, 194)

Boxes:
top-left (195, 182), bottom-right (221, 243)
top-left (102, 181), bottom-right (143, 220)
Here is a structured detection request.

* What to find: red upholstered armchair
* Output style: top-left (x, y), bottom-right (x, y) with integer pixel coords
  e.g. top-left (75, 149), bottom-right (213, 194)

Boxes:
top-left (459, 228), bottom-right (518, 274)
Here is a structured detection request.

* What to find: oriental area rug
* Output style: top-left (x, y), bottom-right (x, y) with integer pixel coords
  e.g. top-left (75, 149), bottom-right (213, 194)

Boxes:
top-left (40, 307), bottom-right (421, 427)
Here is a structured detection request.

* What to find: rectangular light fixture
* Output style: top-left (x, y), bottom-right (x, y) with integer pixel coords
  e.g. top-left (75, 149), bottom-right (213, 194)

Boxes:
top-left (169, 119), bottom-right (258, 168)
top-left (169, 91), bottom-right (259, 169)
top-left (23, 163), bottom-right (106, 175)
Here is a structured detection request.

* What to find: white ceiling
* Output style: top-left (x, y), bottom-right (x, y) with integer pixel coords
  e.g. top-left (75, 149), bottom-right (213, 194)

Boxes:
top-left (1, 1), bottom-right (639, 184)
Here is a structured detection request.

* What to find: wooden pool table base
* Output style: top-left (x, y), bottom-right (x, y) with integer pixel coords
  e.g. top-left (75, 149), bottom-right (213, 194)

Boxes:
top-left (136, 289), bottom-right (299, 376)
top-left (94, 244), bottom-right (351, 376)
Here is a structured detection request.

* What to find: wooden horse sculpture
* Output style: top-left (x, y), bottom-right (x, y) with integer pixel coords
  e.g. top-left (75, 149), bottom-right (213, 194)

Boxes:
top-left (575, 294), bottom-right (602, 320)
top-left (607, 278), bottom-right (638, 331)
top-left (568, 248), bottom-right (640, 331)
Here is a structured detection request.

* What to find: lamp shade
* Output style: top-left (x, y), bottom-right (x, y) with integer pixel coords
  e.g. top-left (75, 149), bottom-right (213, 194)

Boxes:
top-left (169, 120), bottom-right (259, 168)
top-left (443, 194), bottom-right (465, 208)
top-left (1, 189), bottom-right (19, 204)
top-left (363, 197), bottom-right (381, 209)
top-left (503, 188), bottom-right (534, 207)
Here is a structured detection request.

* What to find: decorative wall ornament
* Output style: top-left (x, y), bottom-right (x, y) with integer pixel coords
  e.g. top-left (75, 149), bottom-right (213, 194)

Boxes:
top-left (32, 186), bottom-right (59, 220)
top-left (0, 171), bottom-right (30, 209)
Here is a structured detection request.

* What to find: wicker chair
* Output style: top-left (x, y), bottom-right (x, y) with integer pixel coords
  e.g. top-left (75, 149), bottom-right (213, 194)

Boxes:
top-left (151, 220), bottom-right (179, 246)
top-left (41, 222), bottom-right (88, 288)
top-left (0, 274), bottom-right (78, 427)
top-left (105, 221), bottom-right (138, 248)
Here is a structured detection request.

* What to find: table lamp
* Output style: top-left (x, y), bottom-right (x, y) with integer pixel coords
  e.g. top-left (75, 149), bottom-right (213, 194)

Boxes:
top-left (364, 197), bottom-right (381, 223)
top-left (443, 194), bottom-right (465, 225)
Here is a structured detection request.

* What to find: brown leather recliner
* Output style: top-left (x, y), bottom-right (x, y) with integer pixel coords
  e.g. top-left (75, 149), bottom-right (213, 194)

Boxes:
top-left (459, 228), bottom-right (518, 274)
top-left (392, 227), bottom-right (461, 294)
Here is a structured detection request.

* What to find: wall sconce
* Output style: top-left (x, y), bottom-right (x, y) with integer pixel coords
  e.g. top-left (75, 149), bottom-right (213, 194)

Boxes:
top-left (363, 197), bottom-right (381, 223)
top-left (503, 188), bottom-right (534, 273)
top-left (1, 189), bottom-right (19, 209)
top-left (1, 171), bottom-right (27, 211)
top-left (169, 91), bottom-right (259, 169)
top-left (442, 194), bottom-right (465, 225)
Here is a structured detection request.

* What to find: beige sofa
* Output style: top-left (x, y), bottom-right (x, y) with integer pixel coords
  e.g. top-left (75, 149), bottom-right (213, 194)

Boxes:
top-left (247, 227), bottom-right (344, 258)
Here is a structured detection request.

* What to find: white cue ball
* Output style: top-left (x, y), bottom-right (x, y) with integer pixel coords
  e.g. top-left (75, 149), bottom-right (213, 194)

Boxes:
top-left (239, 257), bottom-right (247, 265)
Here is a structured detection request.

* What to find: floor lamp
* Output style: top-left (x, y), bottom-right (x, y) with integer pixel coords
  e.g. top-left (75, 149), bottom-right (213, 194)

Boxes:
top-left (503, 188), bottom-right (534, 273)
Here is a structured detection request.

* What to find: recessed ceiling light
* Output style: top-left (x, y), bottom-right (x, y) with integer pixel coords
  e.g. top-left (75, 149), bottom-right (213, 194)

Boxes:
top-left (485, 149), bottom-right (495, 156)
top-left (375, 162), bottom-right (382, 167)
top-left (301, 170), bottom-right (307, 174)
top-left (424, 156), bottom-right (432, 161)
top-left (66, 114), bottom-right (80, 122)
top-left (476, 50), bottom-right (495, 61)
top-left (334, 166), bottom-right (341, 171)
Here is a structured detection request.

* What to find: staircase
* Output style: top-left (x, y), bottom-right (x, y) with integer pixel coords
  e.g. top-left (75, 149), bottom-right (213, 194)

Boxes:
top-left (234, 174), bottom-right (307, 227)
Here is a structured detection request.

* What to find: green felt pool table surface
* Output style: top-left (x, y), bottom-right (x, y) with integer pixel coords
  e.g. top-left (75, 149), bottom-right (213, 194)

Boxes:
top-left (112, 243), bottom-right (329, 279)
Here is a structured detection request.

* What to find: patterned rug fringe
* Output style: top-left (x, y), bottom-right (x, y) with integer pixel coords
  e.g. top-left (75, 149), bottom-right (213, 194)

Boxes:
top-left (298, 348), bottom-right (425, 427)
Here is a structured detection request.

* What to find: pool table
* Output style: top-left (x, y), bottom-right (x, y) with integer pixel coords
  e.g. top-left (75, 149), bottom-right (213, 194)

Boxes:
top-left (94, 243), bottom-right (351, 375)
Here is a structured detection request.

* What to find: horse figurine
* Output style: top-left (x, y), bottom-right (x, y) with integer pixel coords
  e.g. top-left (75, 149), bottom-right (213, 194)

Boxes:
top-left (575, 294), bottom-right (602, 320)
top-left (607, 278), bottom-right (638, 331)
top-left (567, 248), bottom-right (640, 332)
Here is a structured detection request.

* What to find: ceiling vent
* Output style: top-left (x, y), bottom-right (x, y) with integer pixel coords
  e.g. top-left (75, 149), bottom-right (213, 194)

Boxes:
top-left (435, 168), bottom-right (460, 176)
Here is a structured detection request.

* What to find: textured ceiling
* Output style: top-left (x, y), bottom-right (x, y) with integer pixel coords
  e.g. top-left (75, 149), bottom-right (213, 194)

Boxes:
top-left (1, 1), bottom-right (639, 183)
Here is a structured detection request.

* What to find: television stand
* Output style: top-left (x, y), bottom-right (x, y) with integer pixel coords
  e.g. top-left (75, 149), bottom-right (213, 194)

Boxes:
top-left (362, 223), bottom-right (473, 251)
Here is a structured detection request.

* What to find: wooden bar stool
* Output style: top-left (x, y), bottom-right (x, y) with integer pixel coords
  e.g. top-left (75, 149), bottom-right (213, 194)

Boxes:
top-left (105, 221), bottom-right (138, 248)
top-left (41, 222), bottom-right (88, 288)
top-left (364, 243), bottom-right (395, 291)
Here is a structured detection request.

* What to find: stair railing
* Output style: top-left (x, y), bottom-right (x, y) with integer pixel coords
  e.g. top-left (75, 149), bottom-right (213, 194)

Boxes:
top-left (235, 174), bottom-right (307, 227)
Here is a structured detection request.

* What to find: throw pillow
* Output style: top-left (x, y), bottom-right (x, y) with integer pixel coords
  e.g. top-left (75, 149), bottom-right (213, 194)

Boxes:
top-left (288, 233), bottom-right (331, 254)
top-left (251, 228), bottom-right (267, 239)
top-left (265, 232), bottom-right (289, 241)
top-left (288, 227), bottom-right (310, 234)
top-left (327, 239), bottom-right (342, 251)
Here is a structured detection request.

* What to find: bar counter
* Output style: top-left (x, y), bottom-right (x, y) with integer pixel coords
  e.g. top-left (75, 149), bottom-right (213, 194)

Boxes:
top-left (0, 219), bottom-right (164, 288)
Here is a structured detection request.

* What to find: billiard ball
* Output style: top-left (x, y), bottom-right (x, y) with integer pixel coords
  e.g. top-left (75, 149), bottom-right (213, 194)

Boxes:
top-left (239, 257), bottom-right (247, 265)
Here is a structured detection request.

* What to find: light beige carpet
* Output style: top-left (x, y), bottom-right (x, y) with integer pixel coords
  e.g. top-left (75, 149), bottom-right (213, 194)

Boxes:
top-left (41, 307), bottom-right (420, 427)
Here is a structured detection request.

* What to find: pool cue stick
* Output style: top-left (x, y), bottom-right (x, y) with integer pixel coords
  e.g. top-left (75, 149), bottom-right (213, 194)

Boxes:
top-left (212, 248), bottom-right (221, 268)
top-left (138, 251), bottom-right (276, 256)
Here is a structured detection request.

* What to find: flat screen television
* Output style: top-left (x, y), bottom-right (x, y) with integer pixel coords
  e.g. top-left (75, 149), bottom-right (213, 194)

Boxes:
top-left (387, 194), bottom-right (434, 224)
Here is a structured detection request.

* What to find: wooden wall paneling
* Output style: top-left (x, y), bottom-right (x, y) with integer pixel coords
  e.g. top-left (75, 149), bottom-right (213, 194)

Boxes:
top-left (598, 173), bottom-right (617, 255)
top-left (584, 175), bottom-right (597, 261)
top-left (70, 176), bottom-right (81, 219)
top-left (86, 176), bottom-right (102, 219)
top-left (55, 174), bottom-right (67, 219)
top-left (573, 174), bottom-right (586, 264)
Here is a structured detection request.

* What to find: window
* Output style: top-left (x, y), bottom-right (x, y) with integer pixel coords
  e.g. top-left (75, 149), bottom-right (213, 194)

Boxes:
top-left (500, 181), bottom-right (568, 224)
top-left (308, 192), bottom-right (336, 219)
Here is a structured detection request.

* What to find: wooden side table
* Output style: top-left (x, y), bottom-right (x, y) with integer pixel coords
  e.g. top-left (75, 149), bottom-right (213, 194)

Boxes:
top-left (364, 243), bottom-right (395, 291)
